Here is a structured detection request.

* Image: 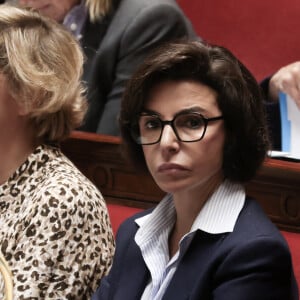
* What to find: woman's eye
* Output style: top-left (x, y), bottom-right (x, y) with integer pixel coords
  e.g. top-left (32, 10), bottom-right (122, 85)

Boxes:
top-left (177, 115), bottom-right (203, 129)
top-left (144, 118), bottom-right (161, 130)
top-left (187, 117), bottom-right (202, 128)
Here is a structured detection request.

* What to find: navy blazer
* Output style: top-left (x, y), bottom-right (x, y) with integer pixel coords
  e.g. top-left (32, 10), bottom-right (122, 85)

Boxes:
top-left (93, 198), bottom-right (298, 300)
top-left (79, 0), bottom-right (197, 136)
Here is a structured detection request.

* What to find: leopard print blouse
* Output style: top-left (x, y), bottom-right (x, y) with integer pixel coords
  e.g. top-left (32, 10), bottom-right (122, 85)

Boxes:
top-left (0, 144), bottom-right (115, 299)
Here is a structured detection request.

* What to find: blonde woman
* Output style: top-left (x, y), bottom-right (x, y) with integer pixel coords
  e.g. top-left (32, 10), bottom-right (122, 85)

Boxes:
top-left (0, 5), bottom-right (114, 299)
top-left (17, 0), bottom-right (197, 135)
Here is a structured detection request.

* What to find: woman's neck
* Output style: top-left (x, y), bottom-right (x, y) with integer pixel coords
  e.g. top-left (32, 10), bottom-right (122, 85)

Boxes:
top-left (168, 172), bottom-right (223, 257)
top-left (0, 131), bottom-right (36, 185)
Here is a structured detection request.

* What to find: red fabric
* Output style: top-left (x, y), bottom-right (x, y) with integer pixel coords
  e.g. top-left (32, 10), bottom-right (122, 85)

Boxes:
top-left (281, 231), bottom-right (300, 286)
top-left (177, 0), bottom-right (300, 81)
top-left (107, 203), bottom-right (143, 236)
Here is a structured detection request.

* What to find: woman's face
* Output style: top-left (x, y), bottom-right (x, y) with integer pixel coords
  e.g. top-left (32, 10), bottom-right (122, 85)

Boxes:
top-left (18, 0), bottom-right (79, 22)
top-left (141, 80), bottom-right (225, 195)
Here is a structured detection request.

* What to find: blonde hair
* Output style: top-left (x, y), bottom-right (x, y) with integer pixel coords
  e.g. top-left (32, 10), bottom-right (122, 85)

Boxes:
top-left (85, 0), bottom-right (113, 22)
top-left (0, 5), bottom-right (87, 143)
top-left (0, 252), bottom-right (13, 300)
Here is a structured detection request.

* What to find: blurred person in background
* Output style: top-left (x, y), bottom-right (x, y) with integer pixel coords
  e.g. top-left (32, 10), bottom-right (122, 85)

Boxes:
top-left (15, 0), bottom-right (197, 135)
top-left (261, 61), bottom-right (300, 150)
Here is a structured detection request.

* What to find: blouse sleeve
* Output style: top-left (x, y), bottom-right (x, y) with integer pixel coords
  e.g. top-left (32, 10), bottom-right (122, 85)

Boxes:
top-left (10, 178), bottom-right (115, 299)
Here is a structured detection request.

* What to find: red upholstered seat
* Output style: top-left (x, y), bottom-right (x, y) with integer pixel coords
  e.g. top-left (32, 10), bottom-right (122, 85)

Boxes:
top-left (281, 231), bottom-right (300, 286)
top-left (107, 203), bottom-right (143, 236)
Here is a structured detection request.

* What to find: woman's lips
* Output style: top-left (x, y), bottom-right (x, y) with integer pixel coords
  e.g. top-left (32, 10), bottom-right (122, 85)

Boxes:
top-left (158, 163), bottom-right (189, 173)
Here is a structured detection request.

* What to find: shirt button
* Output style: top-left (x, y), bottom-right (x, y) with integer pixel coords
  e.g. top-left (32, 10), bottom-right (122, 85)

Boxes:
top-left (70, 23), bottom-right (77, 31)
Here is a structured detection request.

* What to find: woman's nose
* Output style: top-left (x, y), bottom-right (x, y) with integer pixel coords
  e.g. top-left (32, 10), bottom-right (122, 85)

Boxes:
top-left (159, 124), bottom-right (180, 150)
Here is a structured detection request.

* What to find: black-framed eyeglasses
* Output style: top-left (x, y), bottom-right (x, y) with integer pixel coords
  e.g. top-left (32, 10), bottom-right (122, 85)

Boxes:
top-left (130, 112), bottom-right (223, 145)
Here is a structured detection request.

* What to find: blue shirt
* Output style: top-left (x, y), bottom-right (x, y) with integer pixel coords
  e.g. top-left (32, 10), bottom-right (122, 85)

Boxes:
top-left (63, 0), bottom-right (87, 40)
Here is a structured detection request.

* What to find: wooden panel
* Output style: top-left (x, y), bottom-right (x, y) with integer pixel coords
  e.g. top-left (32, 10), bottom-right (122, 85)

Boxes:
top-left (246, 159), bottom-right (300, 232)
top-left (61, 131), bottom-right (300, 232)
top-left (61, 131), bottom-right (165, 210)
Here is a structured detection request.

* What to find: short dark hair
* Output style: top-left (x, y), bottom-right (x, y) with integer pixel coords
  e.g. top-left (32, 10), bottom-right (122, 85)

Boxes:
top-left (119, 40), bottom-right (270, 183)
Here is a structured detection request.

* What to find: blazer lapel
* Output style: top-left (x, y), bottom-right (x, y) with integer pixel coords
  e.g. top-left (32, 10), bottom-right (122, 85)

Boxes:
top-left (114, 231), bottom-right (150, 299)
top-left (163, 231), bottom-right (226, 300)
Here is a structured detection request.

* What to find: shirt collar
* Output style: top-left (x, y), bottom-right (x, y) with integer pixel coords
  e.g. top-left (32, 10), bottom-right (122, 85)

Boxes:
top-left (135, 179), bottom-right (245, 243)
top-left (191, 180), bottom-right (245, 234)
top-left (63, 0), bottom-right (87, 40)
top-left (135, 194), bottom-right (176, 244)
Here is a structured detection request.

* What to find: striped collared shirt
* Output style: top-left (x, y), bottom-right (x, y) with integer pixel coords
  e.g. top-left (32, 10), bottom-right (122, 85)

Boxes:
top-left (135, 180), bottom-right (246, 300)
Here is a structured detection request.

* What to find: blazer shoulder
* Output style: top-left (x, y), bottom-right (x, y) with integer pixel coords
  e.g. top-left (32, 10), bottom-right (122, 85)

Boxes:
top-left (227, 197), bottom-right (288, 246)
top-left (113, 0), bottom-right (193, 26)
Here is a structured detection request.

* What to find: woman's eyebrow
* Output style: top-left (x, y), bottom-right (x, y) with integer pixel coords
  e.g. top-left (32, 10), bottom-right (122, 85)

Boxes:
top-left (141, 109), bottom-right (160, 116)
top-left (175, 106), bottom-right (208, 115)
top-left (141, 106), bottom-right (208, 117)
top-left (179, 107), bottom-right (203, 113)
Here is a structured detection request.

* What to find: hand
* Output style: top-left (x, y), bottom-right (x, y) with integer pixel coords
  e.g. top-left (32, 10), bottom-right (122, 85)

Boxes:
top-left (269, 61), bottom-right (300, 109)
